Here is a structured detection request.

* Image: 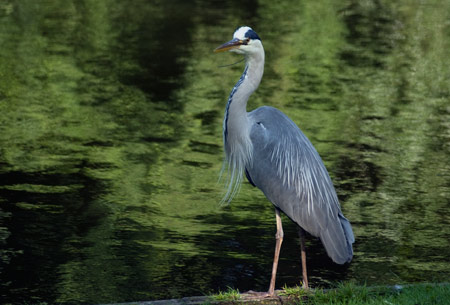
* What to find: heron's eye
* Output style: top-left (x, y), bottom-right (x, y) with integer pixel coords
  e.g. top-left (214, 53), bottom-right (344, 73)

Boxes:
top-left (245, 38), bottom-right (251, 44)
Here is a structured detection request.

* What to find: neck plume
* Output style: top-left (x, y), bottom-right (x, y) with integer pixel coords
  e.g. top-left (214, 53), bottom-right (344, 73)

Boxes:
top-left (221, 51), bottom-right (265, 203)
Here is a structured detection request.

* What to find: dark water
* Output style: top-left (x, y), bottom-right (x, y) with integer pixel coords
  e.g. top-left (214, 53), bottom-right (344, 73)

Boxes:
top-left (1, 0), bottom-right (449, 303)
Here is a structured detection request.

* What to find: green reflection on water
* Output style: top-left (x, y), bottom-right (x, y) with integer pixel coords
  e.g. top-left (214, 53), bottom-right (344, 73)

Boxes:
top-left (0, 0), bottom-right (449, 303)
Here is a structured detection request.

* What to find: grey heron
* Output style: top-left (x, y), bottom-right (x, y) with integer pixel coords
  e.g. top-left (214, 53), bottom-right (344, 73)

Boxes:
top-left (214, 26), bottom-right (354, 296)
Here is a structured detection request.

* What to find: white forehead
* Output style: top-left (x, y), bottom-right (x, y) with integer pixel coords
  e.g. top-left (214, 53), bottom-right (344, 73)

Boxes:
top-left (233, 26), bottom-right (252, 39)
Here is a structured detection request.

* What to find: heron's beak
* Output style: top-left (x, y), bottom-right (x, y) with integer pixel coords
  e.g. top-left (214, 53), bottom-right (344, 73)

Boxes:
top-left (214, 38), bottom-right (244, 53)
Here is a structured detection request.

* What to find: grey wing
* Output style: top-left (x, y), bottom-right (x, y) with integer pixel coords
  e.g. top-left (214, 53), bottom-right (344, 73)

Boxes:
top-left (247, 106), bottom-right (354, 264)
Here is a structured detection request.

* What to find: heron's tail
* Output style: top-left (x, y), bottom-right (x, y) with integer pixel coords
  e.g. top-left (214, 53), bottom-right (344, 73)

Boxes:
top-left (320, 213), bottom-right (354, 264)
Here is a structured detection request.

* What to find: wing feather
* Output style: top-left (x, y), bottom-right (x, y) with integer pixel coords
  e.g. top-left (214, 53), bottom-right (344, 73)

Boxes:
top-left (259, 108), bottom-right (338, 220)
top-left (247, 106), bottom-right (353, 263)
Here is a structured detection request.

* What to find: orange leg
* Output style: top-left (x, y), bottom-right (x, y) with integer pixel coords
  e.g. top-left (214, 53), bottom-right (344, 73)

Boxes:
top-left (298, 227), bottom-right (309, 289)
top-left (268, 208), bottom-right (284, 296)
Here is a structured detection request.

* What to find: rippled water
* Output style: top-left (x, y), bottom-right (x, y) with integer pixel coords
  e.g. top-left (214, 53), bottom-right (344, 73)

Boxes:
top-left (0, 0), bottom-right (449, 304)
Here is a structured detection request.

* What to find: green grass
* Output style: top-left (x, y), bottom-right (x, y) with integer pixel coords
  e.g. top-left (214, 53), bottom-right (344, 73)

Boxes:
top-left (279, 284), bottom-right (309, 298)
top-left (209, 283), bottom-right (450, 304)
top-left (210, 286), bottom-right (241, 302)
top-left (281, 282), bottom-right (450, 305)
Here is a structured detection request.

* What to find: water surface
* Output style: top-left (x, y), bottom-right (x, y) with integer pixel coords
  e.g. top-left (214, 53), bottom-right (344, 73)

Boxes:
top-left (0, 0), bottom-right (449, 303)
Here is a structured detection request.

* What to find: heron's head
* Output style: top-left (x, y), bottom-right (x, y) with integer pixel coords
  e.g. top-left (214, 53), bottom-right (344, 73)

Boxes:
top-left (214, 26), bottom-right (262, 55)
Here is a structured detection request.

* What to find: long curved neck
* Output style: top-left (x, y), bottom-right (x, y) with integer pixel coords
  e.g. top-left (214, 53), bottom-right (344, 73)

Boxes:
top-left (221, 48), bottom-right (264, 202)
top-left (221, 49), bottom-right (264, 202)
top-left (223, 51), bottom-right (265, 152)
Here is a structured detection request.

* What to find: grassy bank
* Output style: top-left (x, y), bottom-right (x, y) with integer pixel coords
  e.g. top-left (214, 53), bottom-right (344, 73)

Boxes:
top-left (212, 282), bottom-right (450, 305)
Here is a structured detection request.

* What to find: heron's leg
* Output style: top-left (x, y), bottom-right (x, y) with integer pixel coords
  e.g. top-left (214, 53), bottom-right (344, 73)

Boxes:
top-left (298, 227), bottom-right (309, 289)
top-left (268, 208), bottom-right (283, 296)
